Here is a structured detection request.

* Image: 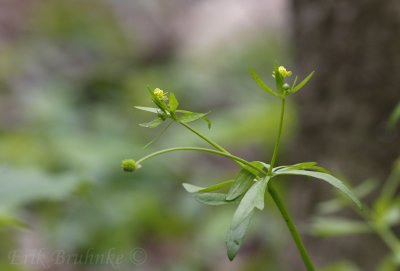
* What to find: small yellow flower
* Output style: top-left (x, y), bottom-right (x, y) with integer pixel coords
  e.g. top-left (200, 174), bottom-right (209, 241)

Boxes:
top-left (278, 66), bottom-right (292, 78)
top-left (153, 88), bottom-right (167, 100)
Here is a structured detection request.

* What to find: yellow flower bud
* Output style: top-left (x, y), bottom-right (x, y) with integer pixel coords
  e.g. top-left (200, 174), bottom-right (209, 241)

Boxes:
top-left (153, 88), bottom-right (167, 100)
top-left (278, 66), bottom-right (292, 78)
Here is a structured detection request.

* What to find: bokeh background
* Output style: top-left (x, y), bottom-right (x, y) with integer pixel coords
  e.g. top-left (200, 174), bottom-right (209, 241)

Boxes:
top-left (1, 1), bottom-right (399, 271)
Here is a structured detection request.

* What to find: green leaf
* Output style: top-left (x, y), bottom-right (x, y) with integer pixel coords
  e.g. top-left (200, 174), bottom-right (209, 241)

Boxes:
top-left (226, 177), bottom-right (270, 260)
top-left (176, 111), bottom-right (210, 123)
top-left (307, 166), bottom-right (331, 174)
top-left (232, 177), bottom-right (269, 222)
top-left (226, 162), bottom-right (263, 201)
top-left (194, 192), bottom-right (235, 206)
top-left (168, 93), bottom-right (179, 112)
top-left (291, 76), bottom-right (298, 90)
top-left (259, 162), bottom-right (271, 172)
top-left (182, 180), bottom-right (236, 206)
top-left (249, 68), bottom-right (282, 97)
top-left (317, 179), bottom-right (378, 215)
top-left (226, 210), bottom-right (254, 261)
top-left (282, 162), bottom-right (317, 170)
top-left (182, 179), bottom-right (234, 193)
top-left (310, 217), bottom-right (371, 237)
top-left (139, 118), bottom-right (164, 128)
top-left (291, 71), bottom-right (315, 93)
top-left (201, 116), bottom-right (212, 129)
top-left (134, 106), bottom-right (162, 114)
top-left (274, 169), bottom-right (362, 209)
top-left (274, 162), bottom-right (330, 174)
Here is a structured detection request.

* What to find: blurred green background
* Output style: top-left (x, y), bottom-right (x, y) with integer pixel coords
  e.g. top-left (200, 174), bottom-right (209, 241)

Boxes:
top-left (0, 1), bottom-right (296, 270)
top-left (1, 1), bottom-right (399, 271)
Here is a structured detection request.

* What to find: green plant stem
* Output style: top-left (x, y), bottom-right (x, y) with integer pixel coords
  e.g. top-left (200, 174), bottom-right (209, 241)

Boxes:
top-left (136, 147), bottom-right (267, 176)
top-left (180, 123), bottom-right (229, 153)
top-left (267, 98), bottom-right (286, 175)
top-left (267, 98), bottom-right (316, 271)
top-left (180, 122), bottom-right (246, 168)
top-left (268, 183), bottom-right (316, 271)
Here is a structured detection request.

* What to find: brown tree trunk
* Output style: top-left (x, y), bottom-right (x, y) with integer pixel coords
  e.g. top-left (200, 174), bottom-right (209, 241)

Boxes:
top-left (287, 0), bottom-right (400, 270)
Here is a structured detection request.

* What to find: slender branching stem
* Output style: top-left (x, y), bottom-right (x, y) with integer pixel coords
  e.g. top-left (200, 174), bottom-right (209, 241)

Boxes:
top-left (180, 123), bottom-right (230, 153)
top-left (136, 147), bottom-right (267, 176)
top-left (267, 97), bottom-right (316, 271)
top-left (268, 98), bottom-right (286, 175)
top-left (268, 183), bottom-right (316, 271)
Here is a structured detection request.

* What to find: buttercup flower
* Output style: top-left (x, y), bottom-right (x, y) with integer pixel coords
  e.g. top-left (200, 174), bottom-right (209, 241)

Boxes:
top-left (153, 88), bottom-right (167, 100)
top-left (278, 66), bottom-right (292, 78)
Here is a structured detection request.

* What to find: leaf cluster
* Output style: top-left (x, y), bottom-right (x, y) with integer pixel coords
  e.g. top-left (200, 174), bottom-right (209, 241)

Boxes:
top-left (311, 160), bottom-right (400, 270)
top-left (184, 161), bottom-right (361, 260)
top-left (249, 65), bottom-right (314, 98)
top-left (135, 87), bottom-right (211, 129)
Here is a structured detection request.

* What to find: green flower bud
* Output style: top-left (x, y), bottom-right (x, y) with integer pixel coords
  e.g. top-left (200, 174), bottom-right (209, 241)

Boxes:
top-left (121, 159), bottom-right (141, 172)
top-left (282, 83), bottom-right (290, 91)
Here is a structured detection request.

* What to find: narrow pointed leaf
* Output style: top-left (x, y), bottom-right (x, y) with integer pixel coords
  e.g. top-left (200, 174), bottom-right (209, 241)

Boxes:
top-left (201, 116), bottom-right (212, 129)
top-left (291, 71), bottom-right (315, 93)
top-left (182, 179), bottom-right (234, 193)
top-left (168, 93), bottom-right (179, 112)
top-left (135, 106), bottom-right (162, 114)
top-left (195, 193), bottom-right (236, 206)
top-left (249, 68), bottom-right (282, 97)
top-left (139, 118), bottom-right (164, 128)
top-left (259, 162), bottom-right (271, 172)
top-left (291, 76), bottom-right (298, 90)
top-left (275, 162), bottom-right (331, 174)
top-left (177, 111), bottom-right (210, 124)
top-left (274, 169), bottom-right (362, 209)
top-left (226, 210), bottom-right (254, 261)
top-left (307, 166), bottom-right (331, 174)
top-left (226, 162), bottom-right (263, 201)
top-left (231, 177), bottom-right (270, 230)
top-left (226, 177), bottom-right (270, 260)
top-left (182, 180), bottom-right (236, 206)
top-left (285, 162), bottom-right (317, 170)
top-left (317, 179), bottom-right (378, 214)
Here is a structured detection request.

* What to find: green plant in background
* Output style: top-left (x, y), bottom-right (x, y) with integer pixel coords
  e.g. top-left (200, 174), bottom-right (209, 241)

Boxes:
top-left (311, 160), bottom-right (400, 271)
top-left (311, 104), bottom-right (400, 271)
top-left (122, 64), bottom-right (362, 271)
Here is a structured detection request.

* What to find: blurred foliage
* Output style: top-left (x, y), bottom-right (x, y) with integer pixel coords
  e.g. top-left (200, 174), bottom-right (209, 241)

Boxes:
top-left (0, 1), bottom-right (298, 270)
top-left (312, 159), bottom-right (400, 271)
